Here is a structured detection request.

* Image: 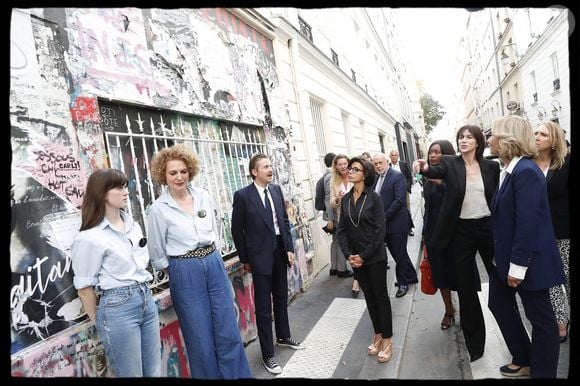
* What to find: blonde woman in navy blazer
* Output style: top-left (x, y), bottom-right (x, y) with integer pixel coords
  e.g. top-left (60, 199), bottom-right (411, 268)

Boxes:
top-left (487, 115), bottom-right (565, 378)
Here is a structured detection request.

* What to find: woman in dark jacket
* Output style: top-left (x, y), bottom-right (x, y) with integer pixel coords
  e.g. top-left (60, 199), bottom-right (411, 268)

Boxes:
top-left (421, 139), bottom-right (457, 330)
top-left (533, 121), bottom-right (570, 343)
top-left (414, 125), bottom-right (500, 363)
top-left (336, 156), bottom-right (393, 364)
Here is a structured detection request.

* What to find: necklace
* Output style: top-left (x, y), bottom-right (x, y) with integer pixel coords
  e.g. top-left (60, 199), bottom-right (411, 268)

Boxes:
top-left (348, 194), bottom-right (367, 227)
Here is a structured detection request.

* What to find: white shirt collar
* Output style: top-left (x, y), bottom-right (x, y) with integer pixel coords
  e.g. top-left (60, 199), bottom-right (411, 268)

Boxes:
top-left (504, 156), bottom-right (523, 174)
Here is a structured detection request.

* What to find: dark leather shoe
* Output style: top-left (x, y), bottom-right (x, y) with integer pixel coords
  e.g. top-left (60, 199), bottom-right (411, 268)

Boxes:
top-left (470, 352), bottom-right (483, 363)
top-left (395, 285), bottom-right (408, 298)
top-left (499, 364), bottom-right (530, 377)
top-left (337, 270), bottom-right (354, 278)
top-left (329, 269), bottom-right (338, 276)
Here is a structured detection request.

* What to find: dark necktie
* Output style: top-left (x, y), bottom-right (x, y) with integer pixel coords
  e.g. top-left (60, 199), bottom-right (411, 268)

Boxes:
top-left (264, 188), bottom-right (275, 230)
top-left (375, 173), bottom-right (385, 193)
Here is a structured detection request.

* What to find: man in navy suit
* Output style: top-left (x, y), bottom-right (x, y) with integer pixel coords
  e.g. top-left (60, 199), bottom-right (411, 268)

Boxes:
top-left (389, 150), bottom-right (415, 236)
top-left (231, 154), bottom-right (304, 375)
top-left (372, 153), bottom-right (418, 298)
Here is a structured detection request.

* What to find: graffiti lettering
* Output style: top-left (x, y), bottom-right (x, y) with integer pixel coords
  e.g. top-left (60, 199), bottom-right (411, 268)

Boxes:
top-left (10, 254), bottom-right (73, 327)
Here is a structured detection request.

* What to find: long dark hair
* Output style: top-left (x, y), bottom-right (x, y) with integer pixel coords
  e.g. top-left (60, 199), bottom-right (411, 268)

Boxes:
top-left (80, 169), bottom-right (128, 231)
top-left (456, 125), bottom-right (486, 160)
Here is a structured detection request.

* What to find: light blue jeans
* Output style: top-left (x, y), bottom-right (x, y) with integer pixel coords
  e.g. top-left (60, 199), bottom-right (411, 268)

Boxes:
top-left (169, 250), bottom-right (252, 379)
top-left (96, 282), bottom-right (161, 377)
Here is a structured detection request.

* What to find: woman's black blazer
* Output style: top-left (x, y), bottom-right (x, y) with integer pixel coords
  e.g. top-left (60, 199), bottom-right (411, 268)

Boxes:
top-left (423, 155), bottom-right (500, 249)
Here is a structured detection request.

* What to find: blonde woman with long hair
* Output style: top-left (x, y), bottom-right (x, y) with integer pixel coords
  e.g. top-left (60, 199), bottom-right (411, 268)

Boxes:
top-left (533, 121), bottom-right (570, 343)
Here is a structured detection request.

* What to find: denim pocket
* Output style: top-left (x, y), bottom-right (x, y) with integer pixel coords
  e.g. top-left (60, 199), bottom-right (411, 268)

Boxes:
top-left (102, 292), bottom-right (131, 307)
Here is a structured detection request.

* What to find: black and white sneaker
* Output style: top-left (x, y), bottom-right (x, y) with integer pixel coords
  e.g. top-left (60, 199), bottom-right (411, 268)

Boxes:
top-left (261, 357), bottom-right (282, 374)
top-left (276, 337), bottom-right (305, 350)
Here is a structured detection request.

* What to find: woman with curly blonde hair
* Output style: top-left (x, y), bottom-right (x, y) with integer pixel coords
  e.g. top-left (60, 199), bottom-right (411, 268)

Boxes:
top-left (147, 144), bottom-right (251, 379)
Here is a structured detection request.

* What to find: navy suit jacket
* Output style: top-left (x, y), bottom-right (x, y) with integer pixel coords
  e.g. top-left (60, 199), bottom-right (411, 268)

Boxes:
top-left (424, 155), bottom-right (500, 249)
top-left (231, 183), bottom-right (294, 275)
top-left (490, 157), bottom-right (565, 290)
top-left (374, 167), bottom-right (412, 234)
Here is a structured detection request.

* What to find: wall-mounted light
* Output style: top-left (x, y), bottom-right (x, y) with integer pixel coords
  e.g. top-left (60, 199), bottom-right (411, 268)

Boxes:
top-left (537, 106), bottom-right (546, 121)
top-left (551, 100), bottom-right (561, 118)
top-left (500, 43), bottom-right (518, 67)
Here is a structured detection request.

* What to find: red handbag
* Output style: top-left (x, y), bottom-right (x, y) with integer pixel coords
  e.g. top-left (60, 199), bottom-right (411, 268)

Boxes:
top-left (420, 245), bottom-right (437, 295)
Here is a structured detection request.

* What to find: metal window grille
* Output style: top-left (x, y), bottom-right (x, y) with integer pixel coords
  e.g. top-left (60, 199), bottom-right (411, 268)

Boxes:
top-left (99, 100), bottom-right (266, 289)
top-left (331, 49), bottom-right (339, 67)
top-left (298, 16), bottom-right (313, 43)
top-left (309, 98), bottom-right (327, 171)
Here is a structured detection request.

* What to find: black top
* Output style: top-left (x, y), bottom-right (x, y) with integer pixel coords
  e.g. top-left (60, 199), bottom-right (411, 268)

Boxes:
top-left (336, 186), bottom-right (386, 265)
top-left (421, 179), bottom-right (446, 245)
top-left (546, 154), bottom-right (570, 239)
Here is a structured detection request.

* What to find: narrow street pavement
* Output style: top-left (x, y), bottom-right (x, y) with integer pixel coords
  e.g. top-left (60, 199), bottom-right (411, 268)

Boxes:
top-left (243, 182), bottom-right (571, 379)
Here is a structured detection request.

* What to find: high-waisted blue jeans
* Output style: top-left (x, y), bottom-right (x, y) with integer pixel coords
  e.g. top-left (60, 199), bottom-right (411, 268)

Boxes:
top-left (168, 250), bottom-right (251, 379)
top-left (96, 282), bottom-right (161, 377)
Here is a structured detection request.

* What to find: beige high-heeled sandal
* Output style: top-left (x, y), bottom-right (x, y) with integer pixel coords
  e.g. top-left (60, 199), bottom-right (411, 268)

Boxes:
top-left (377, 341), bottom-right (393, 363)
top-left (367, 335), bottom-right (381, 356)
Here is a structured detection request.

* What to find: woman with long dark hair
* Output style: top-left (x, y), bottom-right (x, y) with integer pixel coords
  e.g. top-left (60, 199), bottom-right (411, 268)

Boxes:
top-left (71, 168), bottom-right (161, 377)
top-left (413, 125), bottom-right (500, 362)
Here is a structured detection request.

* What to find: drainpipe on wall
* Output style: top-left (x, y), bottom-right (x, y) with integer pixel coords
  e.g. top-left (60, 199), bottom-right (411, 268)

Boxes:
top-left (489, 8), bottom-right (505, 117)
top-left (287, 35), bottom-right (315, 210)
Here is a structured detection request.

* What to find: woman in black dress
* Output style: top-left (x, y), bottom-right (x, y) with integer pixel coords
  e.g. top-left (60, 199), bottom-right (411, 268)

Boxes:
top-left (421, 140), bottom-right (457, 330)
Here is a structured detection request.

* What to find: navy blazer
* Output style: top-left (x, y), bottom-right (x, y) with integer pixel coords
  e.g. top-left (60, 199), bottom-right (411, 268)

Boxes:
top-left (373, 167), bottom-right (412, 234)
top-left (231, 183), bottom-right (294, 275)
top-left (424, 155), bottom-right (500, 249)
top-left (490, 157), bottom-right (565, 290)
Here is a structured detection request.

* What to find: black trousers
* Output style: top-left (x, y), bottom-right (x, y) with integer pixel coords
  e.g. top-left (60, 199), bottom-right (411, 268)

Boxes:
top-left (251, 236), bottom-right (291, 359)
top-left (385, 232), bottom-right (418, 286)
top-left (355, 260), bottom-right (393, 338)
top-left (451, 217), bottom-right (492, 358)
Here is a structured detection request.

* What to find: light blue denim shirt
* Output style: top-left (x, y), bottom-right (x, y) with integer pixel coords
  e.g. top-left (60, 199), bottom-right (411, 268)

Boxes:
top-left (71, 210), bottom-right (153, 291)
top-left (147, 185), bottom-right (218, 271)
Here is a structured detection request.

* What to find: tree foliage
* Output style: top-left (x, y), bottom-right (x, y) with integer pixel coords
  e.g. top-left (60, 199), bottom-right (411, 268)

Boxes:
top-left (420, 94), bottom-right (446, 135)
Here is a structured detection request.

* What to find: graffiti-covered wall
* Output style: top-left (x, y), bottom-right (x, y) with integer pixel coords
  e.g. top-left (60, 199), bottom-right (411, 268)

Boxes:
top-left (10, 7), bottom-right (315, 377)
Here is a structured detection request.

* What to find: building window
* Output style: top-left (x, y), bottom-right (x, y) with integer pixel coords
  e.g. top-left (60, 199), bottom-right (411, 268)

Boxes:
top-left (341, 111), bottom-right (352, 155)
top-left (331, 48), bottom-right (339, 67)
top-left (530, 71), bottom-right (538, 103)
top-left (99, 99), bottom-right (266, 278)
top-left (378, 133), bottom-right (385, 154)
top-left (351, 69), bottom-right (357, 83)
top-left (309, 97), bottom-right (327, 171)
top-left (551, 52), bottom-right (560, 91)
top-left (298, 16), bottom-right (313, 43)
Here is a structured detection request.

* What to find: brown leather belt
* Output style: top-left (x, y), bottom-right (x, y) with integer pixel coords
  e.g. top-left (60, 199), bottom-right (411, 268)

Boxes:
top-left (169, 244), bottom-right (216, 259)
